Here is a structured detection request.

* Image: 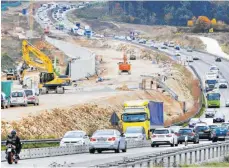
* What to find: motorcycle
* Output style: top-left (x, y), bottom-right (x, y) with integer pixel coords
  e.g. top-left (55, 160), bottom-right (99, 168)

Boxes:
top-left (6, 144), bottom-right (18, 164)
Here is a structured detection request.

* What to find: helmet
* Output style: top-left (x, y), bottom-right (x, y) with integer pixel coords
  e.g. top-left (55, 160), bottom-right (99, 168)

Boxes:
top-left (11, 130), bottom-right (17, 136)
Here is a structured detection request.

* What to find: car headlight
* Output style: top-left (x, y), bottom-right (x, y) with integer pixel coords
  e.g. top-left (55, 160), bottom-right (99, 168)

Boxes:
top-left (60, 141), bottom-right (64, 144)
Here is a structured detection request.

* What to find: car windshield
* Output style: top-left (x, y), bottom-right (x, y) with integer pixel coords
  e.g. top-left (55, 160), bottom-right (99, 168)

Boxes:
top-left (209, 125), bottom-right (218, 130)
top-left (179, 129), bottom-right (192, 134)
top-left (207, 93), bottom-right (220, 100)
top-left (11, 92), bottom-right (23, 97)
top-left (94, 130), bottom-right (114, 136)
top-left (206, 80), bottom-right (217, 85)
top-left (206, 110), bottom-right (214, 113)
top-left (126, 127), bottom-right (142, 134)
top-left (221, 123), bottom-right (229, 128)
top-left (122, 113), bottom-right (147, 122)
top-left (195, 126), bottom-right (208, 132)
top-left (154, 130), bottom-right (169, 134)
top-left (219, 79), bottom-right (227, 83)
top-left (24, 90), bottom-right (33, 96)
top-left (64, 132), bottom-right (84, 138)
top-left (189, 119), bottom-right (199, 124)
top-left (210, 67), bottom-right (218, 71)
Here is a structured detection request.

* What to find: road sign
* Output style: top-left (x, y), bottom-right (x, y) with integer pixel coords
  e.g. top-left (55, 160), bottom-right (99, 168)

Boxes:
top-left (110, 112), bottom-right (120, 126)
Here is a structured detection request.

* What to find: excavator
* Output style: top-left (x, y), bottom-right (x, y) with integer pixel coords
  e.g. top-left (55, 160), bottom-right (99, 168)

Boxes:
top-left (118, 53), bottom-right (131, 75)
top-left (21, 40), bottom-right (71, 94)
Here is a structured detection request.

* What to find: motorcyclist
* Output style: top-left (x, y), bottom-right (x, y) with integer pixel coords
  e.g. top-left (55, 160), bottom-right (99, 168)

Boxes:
top-left (6, 130), bottom-right (22, 159)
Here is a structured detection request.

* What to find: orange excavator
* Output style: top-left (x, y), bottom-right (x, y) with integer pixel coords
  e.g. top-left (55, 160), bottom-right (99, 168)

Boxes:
top-left (118, 53), bottom-right (131, 75)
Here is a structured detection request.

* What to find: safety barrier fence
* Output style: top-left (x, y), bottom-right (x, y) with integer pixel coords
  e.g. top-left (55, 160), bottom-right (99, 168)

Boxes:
top-left (1, 140), bottom-right (151, 162)
top-left (92, 140), bottom-right (229, 167)
top-left (140, 74), bottom-right (178, 101)
top-left (1, 139), bottom-right (61, 146)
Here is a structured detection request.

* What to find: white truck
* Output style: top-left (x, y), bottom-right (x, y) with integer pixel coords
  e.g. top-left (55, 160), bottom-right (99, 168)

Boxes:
top-left (168, 41), bottom-right (175, 47)
top-left (205, 72), bottom-right (218, 92)
top-left (186, 55), bottom-right (193, 62)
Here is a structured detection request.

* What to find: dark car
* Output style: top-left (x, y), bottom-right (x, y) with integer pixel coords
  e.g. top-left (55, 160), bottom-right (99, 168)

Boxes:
top-left (177, 128), bottom-right (199, 144)
top-left (163, 42), bottom-right (168, 46)
top-left (175, 46), bottom-right (180, 50)
top-left (215, 57), bottom-right (221, 62)
top-left (1, 92), bottom-right (10, 109)
top-left (194, 125), bottom-right (211, 140)
top-left (211, 127), bottom-right (228, 142)
top-left (161, 45), bottom-right (167, 49)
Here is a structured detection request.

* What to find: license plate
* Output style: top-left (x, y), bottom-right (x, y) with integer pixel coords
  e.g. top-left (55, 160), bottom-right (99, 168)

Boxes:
top-left (158, 135), bottom-right (164, 137)
top-left (66, 143), bottom-right (73, 146)
top-left (199, 132), bottom-right (203, 134)
top-left (218, 136), bottom-right (224, 138)
top-left (97, 138), bottom-right (106, 142)
top-left (7, 148), bottom-right (11, 152)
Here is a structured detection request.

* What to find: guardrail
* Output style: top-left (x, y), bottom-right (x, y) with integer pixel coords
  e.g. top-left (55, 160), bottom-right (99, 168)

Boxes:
top-left (140, 74), bottom-right (178, 101)
top-left (92, 140), bottom-right (229, 167)
top-left (1, 140), bottom-right (150, 162)
top-left (1, 139), bottom-right (61, 145)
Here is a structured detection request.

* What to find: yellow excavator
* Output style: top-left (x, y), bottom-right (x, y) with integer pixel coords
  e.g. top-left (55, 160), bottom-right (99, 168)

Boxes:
top-left (21, 40), bottom-right (71, 94)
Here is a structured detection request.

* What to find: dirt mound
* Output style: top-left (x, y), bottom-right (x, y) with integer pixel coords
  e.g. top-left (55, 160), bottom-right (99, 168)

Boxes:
top-left (116, 84), bottom-right (131, 91)
top-left (1, 90), bottom-right (183, 140)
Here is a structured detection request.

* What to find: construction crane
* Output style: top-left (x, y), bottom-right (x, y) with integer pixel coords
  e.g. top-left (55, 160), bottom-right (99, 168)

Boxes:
top-left (21, 40), bottom-right (71, 94)
top-left (118, 52), bottom-right (131, 75)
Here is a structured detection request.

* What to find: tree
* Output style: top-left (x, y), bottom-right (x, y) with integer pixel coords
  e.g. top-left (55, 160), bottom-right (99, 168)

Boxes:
top-left (113, 2), bottom-right (123, 16)
top-left (164, 13), bottom-right (173, 24)
top-left (127, 2), bottom-right (134, 16)
top-left (195, 16), bottom-right (211, 32)
top-left (211, 18), bottom-right (217, 25)
top-left (187, 20), bottom-right (194, 27)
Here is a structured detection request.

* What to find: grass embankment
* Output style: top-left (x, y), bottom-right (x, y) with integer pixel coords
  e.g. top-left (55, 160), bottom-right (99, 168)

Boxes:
top-left (221, 43), bottom-right (229, 55)
top-left (1, 143), bottom-right (59, 151)
top-left (181, 155), bottom-right (229, 167)
top-left (164, 62), bottom-right (202, 126)
top-left (182, 94), bottom-right (206, 127)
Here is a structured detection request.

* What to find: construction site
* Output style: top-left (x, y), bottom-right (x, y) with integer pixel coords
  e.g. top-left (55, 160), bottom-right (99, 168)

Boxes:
top-left (1, 2), bottom-right (201, 140)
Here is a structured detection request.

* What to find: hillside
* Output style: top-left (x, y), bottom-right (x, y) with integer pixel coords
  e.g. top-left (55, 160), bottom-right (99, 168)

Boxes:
top-left (76, 1), bottom-right (229, 26)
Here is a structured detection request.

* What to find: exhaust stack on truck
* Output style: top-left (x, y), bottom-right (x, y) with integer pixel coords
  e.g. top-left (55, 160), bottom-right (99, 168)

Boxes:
top-left (121, 100), bottom-right (164, 139)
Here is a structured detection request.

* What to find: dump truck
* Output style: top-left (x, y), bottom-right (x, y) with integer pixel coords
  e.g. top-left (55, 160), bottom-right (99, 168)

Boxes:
top-left (121, 100), bottom-right (164, 139)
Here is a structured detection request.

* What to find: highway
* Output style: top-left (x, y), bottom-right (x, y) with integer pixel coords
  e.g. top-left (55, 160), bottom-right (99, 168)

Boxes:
top-left (1, 141), bottom-right (211, 167)
top-left (2, 2), bottom-right (229, 167)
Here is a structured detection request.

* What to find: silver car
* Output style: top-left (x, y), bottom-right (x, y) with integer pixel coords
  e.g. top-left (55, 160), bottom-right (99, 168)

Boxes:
top-left (89, 129), bottom-right (127, 154)
top-left (225, 99), bottom-right (229, 107)
top-left (24, 89), bottom-right (39, 106)
top-left (125, 126), bottom-right (146, 141)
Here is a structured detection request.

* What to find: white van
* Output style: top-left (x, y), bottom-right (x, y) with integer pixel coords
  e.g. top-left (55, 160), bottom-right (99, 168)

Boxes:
top-left (10, 90), bottom-right (28, 107)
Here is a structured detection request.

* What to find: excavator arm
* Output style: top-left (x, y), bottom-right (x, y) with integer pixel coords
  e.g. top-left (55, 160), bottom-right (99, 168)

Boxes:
top-left (22, 40), bottom-right (53, 73)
